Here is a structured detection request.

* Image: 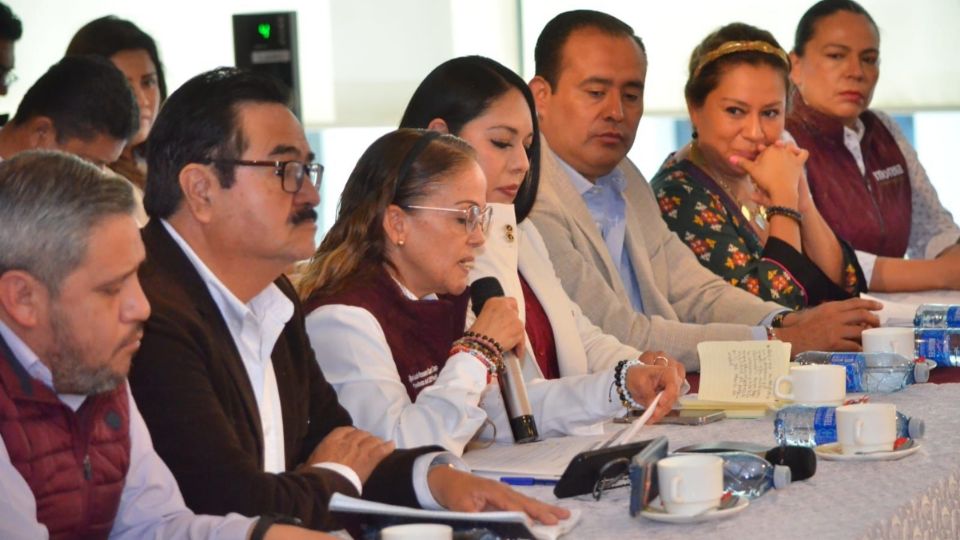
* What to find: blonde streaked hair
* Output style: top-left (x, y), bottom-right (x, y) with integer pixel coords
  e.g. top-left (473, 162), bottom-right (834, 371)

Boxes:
top-left (297, 129), bottom-right (475, 302)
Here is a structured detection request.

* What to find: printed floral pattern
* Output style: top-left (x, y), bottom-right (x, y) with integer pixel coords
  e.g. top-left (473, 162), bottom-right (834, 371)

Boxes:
top-left (651, 157), bottom-right (863, 309)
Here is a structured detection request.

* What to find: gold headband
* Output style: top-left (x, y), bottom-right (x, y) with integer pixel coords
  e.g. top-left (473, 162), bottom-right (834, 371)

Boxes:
top-left (693, 40), bottom-right (790, 78)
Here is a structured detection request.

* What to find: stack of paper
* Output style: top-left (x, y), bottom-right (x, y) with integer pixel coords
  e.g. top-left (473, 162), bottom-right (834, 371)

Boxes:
top-left (328, 493), bottom-right (581, 540)
top-left (685, 341), bottom-right (792, 418)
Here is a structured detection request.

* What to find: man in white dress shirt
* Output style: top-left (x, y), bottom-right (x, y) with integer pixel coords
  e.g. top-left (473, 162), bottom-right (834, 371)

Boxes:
top-left (128, 67), bottom-right (568, 531)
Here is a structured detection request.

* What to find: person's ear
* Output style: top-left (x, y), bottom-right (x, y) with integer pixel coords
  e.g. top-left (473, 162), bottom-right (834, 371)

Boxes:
top-left (788, 52), bottom-right (802, 87)
top-left (0, 271), bottom-right (49, 329)
top-left (383, 204), bottom-right (408, 247)
top-left (528, 76), bottom-right (552, 120)
top-left (686, 99), bottom-right (701, 137)
top-left (426, 118), bottom-right (450, 134)
top-left (25, 116), bottom-right (56, 150)
top-left (178, 163), bottom-right (218, 223)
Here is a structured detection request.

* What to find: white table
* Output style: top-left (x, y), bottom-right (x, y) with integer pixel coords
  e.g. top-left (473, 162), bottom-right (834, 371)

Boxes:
top-left (867, 290), bottom-right (960, 326)
top-left (512, 383), bottom-right (960, 540)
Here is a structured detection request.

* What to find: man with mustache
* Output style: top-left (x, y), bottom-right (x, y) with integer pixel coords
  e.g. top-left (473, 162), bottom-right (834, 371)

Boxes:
top-left (527, 10), bottom-right (881, 370)
top-left (0, 151), bottom-right (335, 539)
top-left (128, 68), bottom-right (567, 531)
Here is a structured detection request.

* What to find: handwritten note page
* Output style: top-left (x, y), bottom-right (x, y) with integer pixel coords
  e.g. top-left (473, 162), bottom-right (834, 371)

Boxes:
top-left (697, 341), bottom-right (791, 404)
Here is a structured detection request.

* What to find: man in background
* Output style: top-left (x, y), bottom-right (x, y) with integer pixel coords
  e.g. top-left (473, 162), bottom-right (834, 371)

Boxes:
top-left (0, 1), bottom-right (21, 116)
top-left (0, 55), bottom-right (137, 167)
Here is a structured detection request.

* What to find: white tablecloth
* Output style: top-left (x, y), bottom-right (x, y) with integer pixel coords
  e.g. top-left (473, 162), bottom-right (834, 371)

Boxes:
top-left (867, 290), bottom-right (960, 326)
top-left (512, 383), bottom-right (960, 540)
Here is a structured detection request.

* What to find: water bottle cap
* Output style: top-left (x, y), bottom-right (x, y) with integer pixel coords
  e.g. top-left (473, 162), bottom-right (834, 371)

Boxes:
top-left (908, 418), bottom-right (925, 439)
top-left (773, 465), bottom-right (791, 489)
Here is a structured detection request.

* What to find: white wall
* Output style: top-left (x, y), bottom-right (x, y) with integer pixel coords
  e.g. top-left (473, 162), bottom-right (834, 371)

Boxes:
top-left (4, 0), bottom-right (959, 227)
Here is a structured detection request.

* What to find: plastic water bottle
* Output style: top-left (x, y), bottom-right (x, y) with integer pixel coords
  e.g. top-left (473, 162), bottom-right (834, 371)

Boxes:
top-left (773, 406), bottom-right (925, 447)
top-left (714, 451), bottom-right (790, 500)
top-left (915, 328), bottom-right (960, 367)
top-left (914, 304), bottom-right (960, 328)
top-left (795, 351), bottom-right (928, 392)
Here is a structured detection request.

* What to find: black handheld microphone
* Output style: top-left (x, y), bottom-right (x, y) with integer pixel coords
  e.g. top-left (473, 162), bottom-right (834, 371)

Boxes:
top-left (470, 277), bottom-right (539, 443)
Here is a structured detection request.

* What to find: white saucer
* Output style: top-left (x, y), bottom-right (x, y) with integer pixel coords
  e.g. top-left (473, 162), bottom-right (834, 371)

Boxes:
top-left (640, 495), bottom-right (748, 524)
top-left (815, 441), bottom-right (922, 462)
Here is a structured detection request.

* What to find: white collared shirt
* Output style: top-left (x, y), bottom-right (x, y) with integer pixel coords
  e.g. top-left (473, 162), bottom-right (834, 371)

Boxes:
top-left (161, 221), bottom-right (465, 506)
top-left (161, 220), bottom-right (291, 475)
top-left (843, 118), bottom-right (868, 176)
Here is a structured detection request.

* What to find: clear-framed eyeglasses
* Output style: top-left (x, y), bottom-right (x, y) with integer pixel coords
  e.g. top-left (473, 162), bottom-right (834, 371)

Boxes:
top-left (592, 457), bottom-right (631, 501)
top-left (403, 204), bottom-right (493, 234)
top-left (206, 159), bottom-right (324, 194)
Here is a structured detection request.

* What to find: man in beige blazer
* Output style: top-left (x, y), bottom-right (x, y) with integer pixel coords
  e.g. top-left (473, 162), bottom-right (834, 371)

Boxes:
top-left (527, 10), bottom-right (880, 369)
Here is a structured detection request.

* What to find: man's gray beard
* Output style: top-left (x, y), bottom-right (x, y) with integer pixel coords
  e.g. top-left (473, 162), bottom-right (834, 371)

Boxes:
top-left (47, 307), bottom-right (125, 395)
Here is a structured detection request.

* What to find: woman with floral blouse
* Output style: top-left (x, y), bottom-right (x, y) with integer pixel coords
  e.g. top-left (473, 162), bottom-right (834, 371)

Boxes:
top-left (651, 22), bottom-right (865, 309)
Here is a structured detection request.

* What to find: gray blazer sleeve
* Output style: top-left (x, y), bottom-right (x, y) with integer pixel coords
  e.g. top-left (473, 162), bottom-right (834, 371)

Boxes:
top-left (528, 145), bottom-right (779, 370)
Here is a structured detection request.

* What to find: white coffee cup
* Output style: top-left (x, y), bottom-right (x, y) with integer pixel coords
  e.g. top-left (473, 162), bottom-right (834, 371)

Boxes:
top-left (657, 454), bottom-right (723, 516)
top-left (380, 523), bottom-right (453, 540)
top-left (836, 403), bottom-right (897, 455)
top-left (862, 327), bottom-right (915, 359)
top-left (774, 364), bottom-right (846, 405)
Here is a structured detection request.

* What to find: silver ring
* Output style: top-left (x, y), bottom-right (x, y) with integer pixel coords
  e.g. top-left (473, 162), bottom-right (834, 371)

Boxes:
top-left (653, 355), bottom-right (669, 366)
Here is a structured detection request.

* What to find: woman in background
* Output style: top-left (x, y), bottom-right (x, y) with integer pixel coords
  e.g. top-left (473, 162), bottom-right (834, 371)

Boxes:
top-left (787, 0), bottom-right (960, 291)
top-left (67, 16), bottom-right (166, 191)
top-left (652, 22), bottom-right (864, 309)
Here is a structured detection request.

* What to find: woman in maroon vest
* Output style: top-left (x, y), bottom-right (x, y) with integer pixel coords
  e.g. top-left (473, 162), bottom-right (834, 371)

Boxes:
top-left (652, 23), bottom-right (867, 309)
top-left (298, 125), bottom-right (681, 456)
top-left (787, 0), bottom-right (960, 291)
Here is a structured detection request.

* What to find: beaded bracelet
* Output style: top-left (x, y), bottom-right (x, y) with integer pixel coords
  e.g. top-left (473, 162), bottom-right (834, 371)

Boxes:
top-left (452, 336), bottom-right (502, 365)
top-left (463, 331), bottom-right (504, 355)
top-left (450, 339), bottom-right (500, 384)
top-left (766, 205), bottom-right (803, 225)
top-left (613, 359), bottom-right (644, 409)
top-left (456, 336), bottom-right (502, 367)
top-left (765, 326), bottom-right (780, 341)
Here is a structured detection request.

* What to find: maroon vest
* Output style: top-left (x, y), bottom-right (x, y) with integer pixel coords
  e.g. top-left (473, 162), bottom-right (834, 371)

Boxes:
top-left (305, 266), bottom-right (470, 400)
top-left (518, 273), bottom-right (559, 380)
top-left (0, 335), bottom-right (131, 540)
top-left (787, 95), bottom-right (911, 257)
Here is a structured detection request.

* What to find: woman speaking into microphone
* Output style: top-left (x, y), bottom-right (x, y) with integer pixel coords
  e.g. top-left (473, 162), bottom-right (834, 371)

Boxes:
top-left (298, 58), bottom-right (682, 457)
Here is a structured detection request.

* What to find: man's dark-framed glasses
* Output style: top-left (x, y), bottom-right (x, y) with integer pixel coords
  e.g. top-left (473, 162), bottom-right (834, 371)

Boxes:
top-left (207, 159), bottom-right (324, 194)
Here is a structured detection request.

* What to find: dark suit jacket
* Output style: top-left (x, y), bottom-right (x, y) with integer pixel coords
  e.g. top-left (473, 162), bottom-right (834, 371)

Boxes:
top-left (129, 220), bottom-right (437, 530)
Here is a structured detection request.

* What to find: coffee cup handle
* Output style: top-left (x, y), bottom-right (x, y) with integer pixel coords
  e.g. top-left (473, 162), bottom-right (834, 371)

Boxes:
top-left (669, 476), bottom-right (684, 504)
top-left (774, 375), bottom-right (794, 400)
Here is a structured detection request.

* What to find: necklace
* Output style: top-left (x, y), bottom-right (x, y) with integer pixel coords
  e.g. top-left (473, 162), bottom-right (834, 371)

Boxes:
top-left (689, 143), bottom-right (767, 232)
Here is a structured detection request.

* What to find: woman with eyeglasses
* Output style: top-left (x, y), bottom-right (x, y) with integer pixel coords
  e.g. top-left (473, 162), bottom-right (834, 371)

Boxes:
top-left (298, 59), bottom-right (682, 456)
top-left (299, 129), bottom-right (528, 455)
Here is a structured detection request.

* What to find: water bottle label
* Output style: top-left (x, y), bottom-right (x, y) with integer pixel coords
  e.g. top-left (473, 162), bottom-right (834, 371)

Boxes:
top-left (812, 407), bottom-right (838, 444)
top-left (947, 307), bottom-right (960, 327)
top-left (915, 329), bottom-right (960, 367)
top-left (828, 354), bottom-right (865, 392)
